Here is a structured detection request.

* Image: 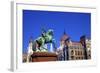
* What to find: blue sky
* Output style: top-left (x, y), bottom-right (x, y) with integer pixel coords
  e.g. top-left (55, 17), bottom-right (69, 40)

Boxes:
top-left (23, 10), bottom-right (91, 53)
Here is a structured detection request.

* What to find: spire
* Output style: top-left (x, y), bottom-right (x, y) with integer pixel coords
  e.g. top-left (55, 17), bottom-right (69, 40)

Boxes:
top-left (60, 29), bottom-right (70, 41)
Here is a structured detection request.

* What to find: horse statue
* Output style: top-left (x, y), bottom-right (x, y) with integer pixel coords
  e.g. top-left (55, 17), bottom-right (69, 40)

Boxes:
top-left (32, 29), bottom-right (56, 52)
top-left (27, 29), bottom-right (57, 62)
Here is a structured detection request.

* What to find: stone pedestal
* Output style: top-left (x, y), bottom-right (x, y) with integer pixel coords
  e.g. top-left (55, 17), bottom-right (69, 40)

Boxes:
top-left (31, 52), bottom-right (58, 62)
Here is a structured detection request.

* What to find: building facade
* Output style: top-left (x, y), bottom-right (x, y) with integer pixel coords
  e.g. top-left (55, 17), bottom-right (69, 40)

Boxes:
top-left (57, 32), bottom-right (91, 61)
top-left (68, 41), bottom-right (84, 60)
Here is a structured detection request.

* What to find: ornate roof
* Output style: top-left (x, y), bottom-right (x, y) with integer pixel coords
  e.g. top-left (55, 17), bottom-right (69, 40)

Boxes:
top-left (60, 31), bottom-right (69, 41)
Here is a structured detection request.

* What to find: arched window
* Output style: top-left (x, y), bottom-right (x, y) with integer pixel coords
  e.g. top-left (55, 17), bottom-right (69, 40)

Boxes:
top-left (71, 50), bottom-right (74, 55)
top-left (78, 51), bottom-right (80, 55)
top-left (75, 51), bottom-right (77, 55)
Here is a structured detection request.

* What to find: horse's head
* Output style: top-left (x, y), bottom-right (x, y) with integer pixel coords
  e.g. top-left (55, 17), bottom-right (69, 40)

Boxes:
top-left (47, 29), bottom-right (53, 36)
